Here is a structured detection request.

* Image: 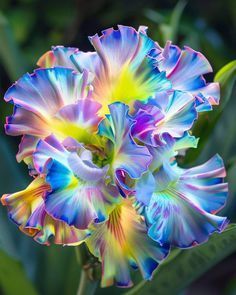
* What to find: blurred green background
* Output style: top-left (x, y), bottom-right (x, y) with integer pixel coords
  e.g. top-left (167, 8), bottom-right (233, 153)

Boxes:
top-left (0, 0), bottom-right (235, 294)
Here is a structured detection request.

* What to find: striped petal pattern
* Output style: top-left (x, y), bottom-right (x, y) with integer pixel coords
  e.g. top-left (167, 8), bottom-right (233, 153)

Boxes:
top-left (132, 91), bottom-right (197, 146)
top-left (1, 177), bottom-right (90, 245)
top-left (98, 102), bottom-right (152, 191)
top-left (33, 135), bottom-right (120, 230)
top-left (152, 42), bottom-right (220, 111)
top-left (143, 155), bottom-right (228, 247)
top-left (86, 199), bottom-right (169, 287)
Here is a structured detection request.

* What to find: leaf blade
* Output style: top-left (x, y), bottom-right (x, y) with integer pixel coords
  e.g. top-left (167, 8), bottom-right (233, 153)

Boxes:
top-left (124, 225), bottom-right (236, 295)
top-left (0, 249), bottom-right (39, 295)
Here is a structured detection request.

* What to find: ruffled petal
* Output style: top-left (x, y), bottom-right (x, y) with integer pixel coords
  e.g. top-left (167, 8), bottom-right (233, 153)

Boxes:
top-left (1, 177), bottom-right (49, 227)
top-left (37, 46), bottom-right (78, 69)
top-left (33, 136), bottom-right (120, 229)
top-left (33, 134), bottom-right (69, 173)
top-left (5, 67), bottom-right (89, 115)
top-left (71, 25), bottom-right (171, 115)
top-left (176, 154), bottom-right (228, 213)
top-left (24, 201), bottom-right (90, 246)
top-left (86, 199), bottom-right (169, 287)
top-left (174, 131), bottom-right (199, 152)
top-left (98, 102), bottom-right (152, 190)
top-left (150, 42), bottom-right (181, 75)
top-left (146, 187), bottom-right (228, 248)
top-left (133, 91), bottom-right (197, 146)
top-left (154, 42), bottom-right (219, 111)
top-left (5, 68), bottom-right (94, 141)
top-left (16, 135), bottom-right (39, 163)
top-left (44, 159), bottom-right (118, 229)
top-left (57, 99), bottom-right (102, 132)
top-left (1, 177), bottom-right (89, 245)
top-left (167, 46), bottom-right (212, 90)
top-left (144, 156), bottom-right (228, 248)
top-left (147, 132), bottom-right (198, 171)
top-left (88, 25), bottom-right (156, 73)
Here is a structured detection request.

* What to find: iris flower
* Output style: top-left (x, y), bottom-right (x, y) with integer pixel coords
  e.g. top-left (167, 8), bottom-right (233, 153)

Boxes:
top-left (2, 25), bottom-right (228, 288)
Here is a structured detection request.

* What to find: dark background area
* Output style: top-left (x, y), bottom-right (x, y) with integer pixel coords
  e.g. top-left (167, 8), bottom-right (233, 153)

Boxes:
top-left (0, 0), bottom-right (235, 294)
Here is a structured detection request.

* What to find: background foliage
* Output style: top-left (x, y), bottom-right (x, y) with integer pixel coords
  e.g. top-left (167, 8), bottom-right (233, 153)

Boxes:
top-left (0, 0), bottom-right (235, 294)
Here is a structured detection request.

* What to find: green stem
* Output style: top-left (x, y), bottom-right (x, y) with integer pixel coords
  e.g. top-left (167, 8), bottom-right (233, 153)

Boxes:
top-left (0, 12), bottom-right (27, 81)
top-left (75, 245), bottom-right (100, 295)
top-left (76, 269), bottom-right (98, 295)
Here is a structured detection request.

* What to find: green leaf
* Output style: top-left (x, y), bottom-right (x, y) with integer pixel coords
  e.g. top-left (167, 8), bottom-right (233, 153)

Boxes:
top-left (123, 225), bottom-right (236, 295)
top-left (220, 158), bottom-right (236, 220)
top-left (144, 1), bottom-right (186, 44)
top-left (144, 9), bottom-right (164, 24)
top-left (0, 249), bottom-right (39, 295)
top-left (35, 245), bottom-right (91, 295)
top-left (0, 136), bottom-right (28, 196)
top-left (168, 0), bottom-right (187, 42)
top-left (214, 60), bottom-right (236, 107)
top-left (158, 0), bottom-right (186, 43)
top-left (185, 60), bottom-right (236, 163)
top-left (0, 12), bottom-right (27, 81)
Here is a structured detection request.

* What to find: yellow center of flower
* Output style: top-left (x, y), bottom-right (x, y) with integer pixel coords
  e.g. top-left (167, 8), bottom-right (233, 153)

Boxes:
top-left (94, 64), bottom-right (154, 116)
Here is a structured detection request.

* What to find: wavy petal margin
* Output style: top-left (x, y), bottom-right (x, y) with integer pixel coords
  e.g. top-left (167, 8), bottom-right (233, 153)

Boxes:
top-left (98, 102), bottom-right (152, 191)
top-left (145, 155), bottom-right (228, 247)
top-left (152, 42), bottom-right (220, 111)
top-left (37, 46), bottom-right (78, 69)
top-left (86, 199), bottom-right (169, 287)
top-left (33, 136), bottom-right (120, 229)
top-left (133, 91), bottom-right (197, 146)
top-left (71, 25), bottom-right (171, 114)
top-left (1, 177), bottom-right (89, 245)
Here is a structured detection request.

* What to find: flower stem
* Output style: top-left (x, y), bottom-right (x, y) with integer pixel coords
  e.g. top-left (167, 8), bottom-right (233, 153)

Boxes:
top-left (76, 269), bottom-right (98, 295)
top-left (75, 245), bottom-right (100, 295)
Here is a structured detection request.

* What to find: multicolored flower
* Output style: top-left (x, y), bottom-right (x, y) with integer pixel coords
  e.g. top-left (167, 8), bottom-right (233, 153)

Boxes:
top-left (1, 24), bottom-right (228, 288)
top-left (4, 67), bottom-right (101, 162)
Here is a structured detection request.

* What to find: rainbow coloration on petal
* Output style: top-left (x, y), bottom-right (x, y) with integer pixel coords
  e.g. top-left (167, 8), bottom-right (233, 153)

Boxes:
top-left (39, 26), bottom-right (172, 115)
top-left (98, 102), bottom-right (152, 191)
top-left (33, 135), bottom-right (120, 229)
top-left (142, 154), bottom-right (228, 247)
top-left (37, 46), bottom-right (78, 69)
top-left (150, 41), bottom-right (220, 111)
top-left (5, 67), bottom-right (102, 163)
top-left (1, 177), bottom-right (90, 245)
top-left (86, 198), bottom-right (169, 287)
top-left (132, 91), bottom-right (197, 146)
top-left (1, 24), bottom-right (228, 288)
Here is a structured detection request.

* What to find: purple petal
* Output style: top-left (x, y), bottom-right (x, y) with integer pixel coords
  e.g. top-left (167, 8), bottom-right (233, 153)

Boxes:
top-left (98, 102), bottom-right (152, 190)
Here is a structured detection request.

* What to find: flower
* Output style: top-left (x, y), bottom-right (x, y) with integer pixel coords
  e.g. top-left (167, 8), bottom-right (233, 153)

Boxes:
top-left (2, 25), bottom-right (228, 288)
top-left (4, 67), bottom-right (101, 162)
